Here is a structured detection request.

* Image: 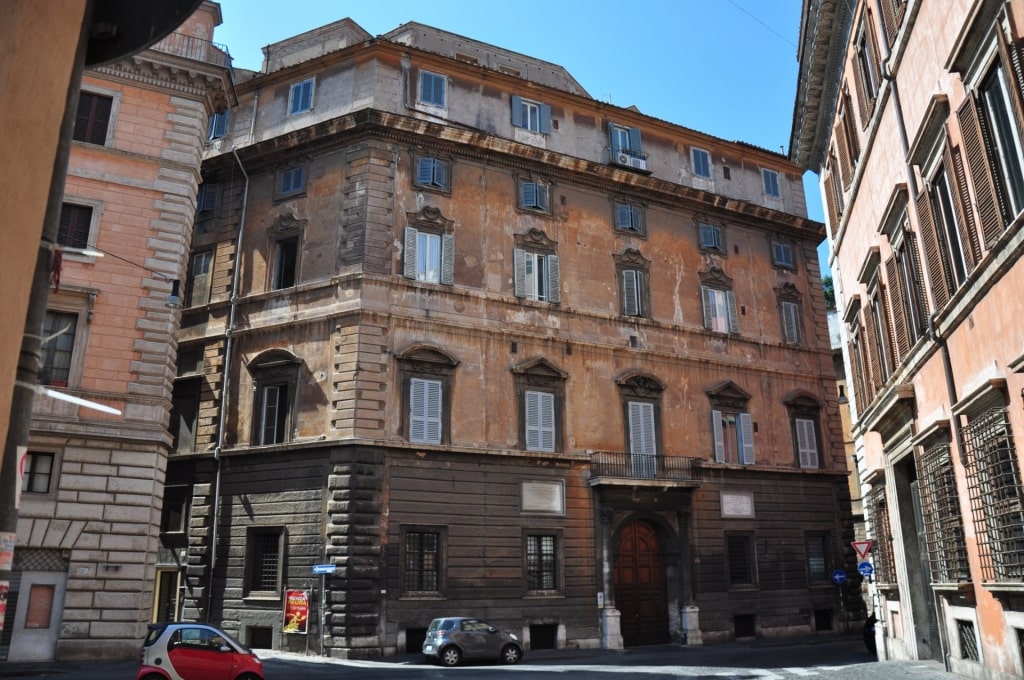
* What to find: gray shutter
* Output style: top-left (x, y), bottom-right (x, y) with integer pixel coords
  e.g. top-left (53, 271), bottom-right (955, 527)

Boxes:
top-left (739, 413), bottom-right (755, 464)
top-left (434, 159), bottom-right (447, 189)
top-left (514, 248), bottom-right (527, 298)
top-left (623, 270), bottom-right (640, 316)
top-left (404, 227), bottom-right (418, 279)
top-left (796, 418), bottom-right (818, 468)
top-left (521, 181), bottom-right (536, 208)
top-left (409, 378), bottom-right (426, 442)
top-left (539, 103), bottom-right (552, 134)
top-left (782, 301), bottom-right (800, 343)
top-left (616, 204), bottom-right (631, 229)
top-left (609, 120), bottom-right (618, 153)
top-left (546, 254), bottom-right (560, 303)
top-left (712, 410), bottom-right (725, 462)
top-left (701, 286), bottom-right (713, 329)
top-left (525, 391), bottom-right (555, 452)
top-left (628, 401), bottom-right (656, 456)
top-left (424, 379), bottom-right (442, 444)
top-left (536, 183), bottom-right (549, 211)
top-left (726, 290), bottom-right (740, 333)
top-left (511, 95), bottom-right (524, 128)
top-left (629, 126), bottom-right (643, 153)
top-left (441, 234), bottom-right (455, 285)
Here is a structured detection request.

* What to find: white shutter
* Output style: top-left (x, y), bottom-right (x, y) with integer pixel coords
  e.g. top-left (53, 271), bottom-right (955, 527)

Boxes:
top-left (623, 270), bottom-right (640, 316)
top-left (410, 378), bottom-right (442, 444)
top-left (739, 413), bottom-right (755, 464)
top-left (404, 227), bottom-right (418, 279)
top-left (514, 248), bottom-right (527, 298)
top-left (782, 301), bottom-right (800, 343)
top-left (441, 234), bottom-right (455, 285)
top-left (546, 255), bottom-right (560, 303)
top-left (796, 418), bottom-right (818, 468)
top-left (712, 410), bottom-right (725, 462)
top-left (628, 401), bottom-right (656, 455)
top-left (525, 391), bottom-right (555, 452)
top-left (727, 290), bottom-right (740, 333)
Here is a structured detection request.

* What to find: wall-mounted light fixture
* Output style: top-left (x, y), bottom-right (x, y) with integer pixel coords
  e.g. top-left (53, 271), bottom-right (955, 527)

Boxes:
top-left (52, 243), bottom-right (182, 309)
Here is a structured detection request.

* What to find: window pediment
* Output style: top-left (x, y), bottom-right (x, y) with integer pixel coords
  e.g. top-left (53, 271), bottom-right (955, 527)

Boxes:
top-left (705, 380), bottom-right (752, 409)
top-left (775, 282), bottom-right (801, 300)
top-left (613, 248), bottom-right (651, 268)
top-left (395, 344), bottom-right (459, 370)
top-left (615, 371), bottom-right (665, 398)
top-left (268, 212), bottom-right (306, 237)
top-left (406, 205), bottom-right (454, 232)
top-left (700, 265), bottom-right (733, 288)
top-left (512, 357), bottom-right (567, 379)
top-left (249, 348), bottom-right (301, 370)
top-left (515, 227), bottom-right (557, 253)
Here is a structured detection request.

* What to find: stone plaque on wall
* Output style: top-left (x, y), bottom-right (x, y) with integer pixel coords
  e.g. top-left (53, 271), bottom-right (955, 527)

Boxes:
top-left (720, 490), bottom-right (754, 517)
top-left (521, 480), bottom-right (564, 514)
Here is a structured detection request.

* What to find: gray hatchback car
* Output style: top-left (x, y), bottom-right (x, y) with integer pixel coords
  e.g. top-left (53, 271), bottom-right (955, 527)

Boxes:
top-left (422, 616), bottom-right (524, 666)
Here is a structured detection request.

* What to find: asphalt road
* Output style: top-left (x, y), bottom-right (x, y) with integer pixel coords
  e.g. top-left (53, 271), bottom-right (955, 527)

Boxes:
top-left (0, 633), bottom-right (964, 679)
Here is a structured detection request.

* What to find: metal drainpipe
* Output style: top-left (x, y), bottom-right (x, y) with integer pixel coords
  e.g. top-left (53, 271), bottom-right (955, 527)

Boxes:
top-left (870, 1), bottom-right (952, 670)
top-left (204, 90), bottom-right (256, 622)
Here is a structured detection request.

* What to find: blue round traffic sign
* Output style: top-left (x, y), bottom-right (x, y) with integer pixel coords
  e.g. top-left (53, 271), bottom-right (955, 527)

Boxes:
top-left (831, 569), bottom-right (847, 585)
top-left (858, 562), bottom-right (874, 577)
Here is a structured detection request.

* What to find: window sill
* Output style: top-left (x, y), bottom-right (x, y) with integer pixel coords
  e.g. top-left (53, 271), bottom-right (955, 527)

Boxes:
top-left (523, 592), bottom-right (564, 599)
top-left (399, 593), bottom-right (445, 601)
top-left (243, 593), bottom-right (282, 602)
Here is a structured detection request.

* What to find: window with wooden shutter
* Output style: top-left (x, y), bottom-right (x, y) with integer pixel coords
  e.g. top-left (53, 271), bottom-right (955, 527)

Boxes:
top-left (73, 91), bottom-right (113, 145)
top-left (915, 188), bottom-right (951, 310)
top-left (945, 143), bottom-right (982, 272)
top-left (957, 94), bottom-right (1005, 248)
top-left (409, 377), bottom-right (442, 444)
top-left (415, 156), bottom-right (449, 190)
top-left (879, 0), bottom-right (906, 47)
top-left (514, 249), bottom-right (559, 302)
top-left (58, 204), bottom-right (92, 249)
top-left (525, 390), bottom-right (556, 452)
top-left (781, 300), bottom-right (801, 344)
top-left (288, 78), bottom-right (314, 115)
top-left (622, 269), bottom-right (642, 316)
top-left (702, 286), bottom-right (738, 334)
top-left (795, 418), bottom-right (819, 468)
top-left (404, 228), bottom-right (453, 285)
top-left (628, 401), bottom-right (657, 478)
top-left (884, 255), bottom-right (909, 362)
top-left (711, 409), bottom-right (754, 465)
top-left (511, 95), bottom-right (552, 134)
top-left (186, 250), bottom-right (213, 307)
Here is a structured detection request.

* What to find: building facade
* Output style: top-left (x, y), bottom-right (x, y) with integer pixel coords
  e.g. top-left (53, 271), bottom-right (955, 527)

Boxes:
top-left (3, 2), bottom-right (233, 661)
top-left (170, 18), bottom-right (857, 657)
top-left (792, 0), bottom-right (1024, 677)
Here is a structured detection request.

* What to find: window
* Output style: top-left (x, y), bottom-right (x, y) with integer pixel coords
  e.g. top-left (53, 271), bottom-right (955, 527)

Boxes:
top-left (249, 351), bottom-right (298, 446)
top-left (615, 246), bottom-right (651, 318)
top-left (73, 91), bottom-right (113, 145)
top-left (418, 70), bottom-right (446, 108)
top-left (960, 398), bottom-right (1024, 582)
top-left (39, 310), bottom-right (78, 386)
top-left (888, 222), bottom-right (929, 355)
top-left (288, 78), bottom-right (314, 115)
top-left (403, 528), bottom-right (442, 593)
top-left (22, 452), bottom-right (54, 494)
top-left (414, 156), bottom-right (449, 191)
top-left (58, 204), bottom-right (92, 249)
top-left (207, 110), bottom-right (229, 140)
top-left (726, 532), bottom-right (755, 585)
top-left (404, 227), bottom-right (454, 285)
top-left (609, 122), bottom-right (644, 159)
top-left (170, 377), bottom-right (202, 453)
top-left (515, 358), bottom-right (565, 453)
top-left (186, 250), bottom-right (213, 307)
top-left (697, 220), bottom-right (725, 253)
top-left (771, 241), bottom-right (795, 269)
top-left (514, 250), bottom-right (560, 302)
top-left (794, 418), bottom-right (819, 468)
top-left (691, 147), bottom-right (712, 178)
top-left (780, 300), bottom-right (802, 344)
top-left (272, 236), bottom-right (298, 290)
top-left (398, 346), bottom-right (456, 446)
top-left (196, 183), bottom-right (220, 214)
top-left (245, 527), bottom-right (285, 596)
top-left (619, 374), bottom-right (664, 479)
top-left (712, 410), bottom-right (754, 464)
top-left (278, 166), bottom-right (306, 197)
top-left (762, 168), bottom-right (781, 198)
top-left (511, 96), bottom-right (551, 134)
top-left (785, 391), bottom-right (821, 469)
top-left (409, 377), bottom-right (442, 444)
top-left (615, 202), bottom-right (644, 233)
top-left (519, 180), bottom-right (550, 213)
top-left (526, 534), bottom-right (558, 591)
top-left (853, 16), bottom-right (881, 122)
top-left (702, 285), bottom-right (738, 334)
top-left (160, 486), bottom-right (189, 533)
top-left (805, 533), bottom-right (832, 582)
top-left (865, 483), bottom-right (897, 584)
top-left (917, 436), bottom-right (970, 583)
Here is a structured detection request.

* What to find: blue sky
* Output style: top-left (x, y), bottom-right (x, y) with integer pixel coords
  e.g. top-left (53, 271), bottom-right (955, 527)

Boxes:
top-left (213, 0), bottom-right (829, 276)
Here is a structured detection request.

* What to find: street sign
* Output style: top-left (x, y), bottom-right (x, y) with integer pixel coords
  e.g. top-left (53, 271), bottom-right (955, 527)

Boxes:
top-left (858, 562), bottom-right (874, 577)
top-left (312, 563), bottom-right (336, 575)
top-left (831, 569), bottom-right (847, 585)
top-left (852, 540), bottom-right (872, 560)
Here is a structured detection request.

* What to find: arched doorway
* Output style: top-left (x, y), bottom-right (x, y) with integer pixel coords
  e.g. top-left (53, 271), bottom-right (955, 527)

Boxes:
top-left (614, 520), bottom-right (669, 646)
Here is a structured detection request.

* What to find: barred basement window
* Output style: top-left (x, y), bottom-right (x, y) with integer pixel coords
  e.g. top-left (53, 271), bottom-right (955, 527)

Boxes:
top-left (404, 530), bottom-right (441, 592)
top-left (245, 527), bottom-right (284, 597)
top-left (526, 534), bottom-right (558, 591)
top-left (957, 619), bottom-right (979, 661)
top-left (961, 405), bottom-right (1024, 582)
top-left (865, 484), bottom-right (897, 585)
top-left (917, 442), bottom-right (970, 583)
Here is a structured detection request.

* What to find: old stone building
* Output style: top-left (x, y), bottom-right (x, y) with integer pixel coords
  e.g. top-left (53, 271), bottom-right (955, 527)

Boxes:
top-left (792, 0), bottom-right (1024, 677)
top-left (170, 18), bottom-right (856, 656)
top-left (4, 1), bottom-right (233, 662)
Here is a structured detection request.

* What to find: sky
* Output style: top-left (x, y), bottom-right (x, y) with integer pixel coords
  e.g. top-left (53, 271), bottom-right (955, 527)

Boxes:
top-left (212, 0), bottom-right (829, 276)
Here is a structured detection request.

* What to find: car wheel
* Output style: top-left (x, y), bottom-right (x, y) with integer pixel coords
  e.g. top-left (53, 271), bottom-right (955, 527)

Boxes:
top-left (440, 645), bottom-right (462, 667)
top-left (501, 643), bottom-right (522, 664)
top-left (237, 674), bottom-right (263, 680)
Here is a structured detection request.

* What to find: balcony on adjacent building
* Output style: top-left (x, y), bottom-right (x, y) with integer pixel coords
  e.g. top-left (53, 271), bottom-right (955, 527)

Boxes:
top-left (151, 31), bottom-right (231, 68)
top-left (588, 451), bottom-right (702, 488)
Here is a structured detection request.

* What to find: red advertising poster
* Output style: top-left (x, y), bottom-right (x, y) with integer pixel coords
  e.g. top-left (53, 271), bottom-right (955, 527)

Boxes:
top-left (283, 589), bottom-right (309, 635)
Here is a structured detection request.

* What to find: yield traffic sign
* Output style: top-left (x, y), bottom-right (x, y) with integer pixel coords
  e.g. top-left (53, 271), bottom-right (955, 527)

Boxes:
top-left (852, 540), bottom-right (872, 560)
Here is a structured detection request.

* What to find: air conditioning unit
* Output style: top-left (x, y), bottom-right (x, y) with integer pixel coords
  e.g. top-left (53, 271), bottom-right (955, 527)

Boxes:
top-left (630, 156), bottom-right (648, 171)
top-left (615, 152), bottom-right (631, 166)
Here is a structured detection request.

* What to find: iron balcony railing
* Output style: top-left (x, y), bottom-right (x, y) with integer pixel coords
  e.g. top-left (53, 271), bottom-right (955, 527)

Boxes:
top-left (151, 32), bottom-right (232, 68)
top-left (589, 451), bottom-right (702, 482)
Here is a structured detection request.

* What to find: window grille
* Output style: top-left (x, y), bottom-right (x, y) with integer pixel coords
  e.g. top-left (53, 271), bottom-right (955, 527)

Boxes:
top-left (864, 484), bottom-right (897, 585)
top-left (251, 532), bottom-right (280, 592)
top-left (961, 406), bottom-right (1024, 582)
top-left (917, 443), bottom-right (970, 582)
top-left (956, 619), bottom-right (979, 661)
top-left (405, 531), bottom-right (439, 591)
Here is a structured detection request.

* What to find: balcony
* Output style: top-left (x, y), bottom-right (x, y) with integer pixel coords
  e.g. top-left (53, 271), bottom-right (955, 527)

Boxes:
top-left (151, 32), bottom-right (232, 68)
top-left (588, 451), bottom-right (702, 487)
top-left (611, 147), bottom-right (649, 172)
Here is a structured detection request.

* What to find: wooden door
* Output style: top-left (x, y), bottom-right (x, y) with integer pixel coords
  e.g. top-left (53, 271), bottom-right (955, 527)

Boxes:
top-left (614, 520), bottom-right (669, 646)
